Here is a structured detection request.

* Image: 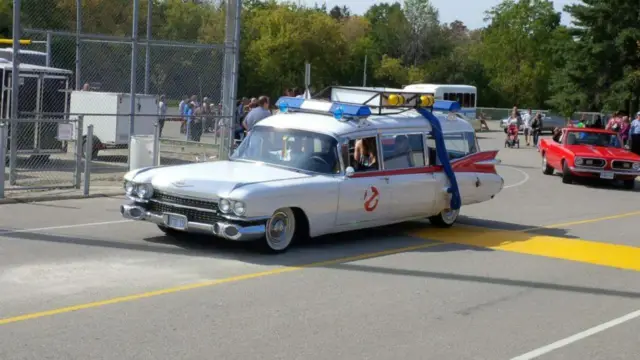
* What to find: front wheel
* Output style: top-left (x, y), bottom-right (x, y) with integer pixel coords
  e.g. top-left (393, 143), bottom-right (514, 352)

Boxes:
top-left (622, 179), bottom-right (636, 190)
top-left (257, 208), bottom-right (299, 254)
top-left (429, 208), bottom-right (459, 228)
top-left (561, 160), bottom-right (573, 184)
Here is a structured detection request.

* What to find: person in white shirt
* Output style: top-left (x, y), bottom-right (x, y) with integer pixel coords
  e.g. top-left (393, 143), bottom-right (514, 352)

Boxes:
top-left (158, 95), bottom-right (167, 138)
top-left (522, 108), bottom-right (532, 146)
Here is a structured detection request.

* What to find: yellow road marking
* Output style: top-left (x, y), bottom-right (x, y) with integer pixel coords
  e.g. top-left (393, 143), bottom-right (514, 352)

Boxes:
top-left (0, 242), bottom-right (444, 326)
top-left (521, 211), bottom-right (640, 232)
top-left (408, 226), bottom-right (640, 272)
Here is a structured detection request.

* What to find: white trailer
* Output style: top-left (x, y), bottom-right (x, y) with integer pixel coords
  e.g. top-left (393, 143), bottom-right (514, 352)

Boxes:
top-left (69, 91), bottom-right (158, 158)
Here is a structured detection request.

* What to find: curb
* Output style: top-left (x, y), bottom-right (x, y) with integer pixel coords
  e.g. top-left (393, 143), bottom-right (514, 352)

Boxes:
top-left (0, 190), bottom-right (123, 205)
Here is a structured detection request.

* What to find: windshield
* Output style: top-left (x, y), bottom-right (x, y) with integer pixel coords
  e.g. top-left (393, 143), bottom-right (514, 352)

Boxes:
top-left (565, 131), bottom-right (621, 148)
top-left (231, 126), bottom-right (340, 174)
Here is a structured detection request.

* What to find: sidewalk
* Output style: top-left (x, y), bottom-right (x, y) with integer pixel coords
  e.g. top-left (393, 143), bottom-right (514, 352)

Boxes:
top-left (0, 185), bottom-right (122, 204)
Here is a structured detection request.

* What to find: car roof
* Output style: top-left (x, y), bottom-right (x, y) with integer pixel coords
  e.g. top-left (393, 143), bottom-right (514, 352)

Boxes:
top-left (256, 109), bottom-right (475, 137)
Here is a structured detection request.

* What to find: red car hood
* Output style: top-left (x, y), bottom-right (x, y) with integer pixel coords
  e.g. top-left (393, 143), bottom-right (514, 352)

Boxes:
top-left (565, 145), bottom-right (640, 161)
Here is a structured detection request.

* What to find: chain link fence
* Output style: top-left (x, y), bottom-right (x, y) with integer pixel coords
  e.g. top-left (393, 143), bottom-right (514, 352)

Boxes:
top-left (2, 0), bottom-right (240, 199)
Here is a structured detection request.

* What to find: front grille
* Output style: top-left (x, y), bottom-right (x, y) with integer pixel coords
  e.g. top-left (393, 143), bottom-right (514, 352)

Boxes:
top-left (148, 201), bottom-right (222, 224)
top-left (152, 191), bottom-right (218, 211)
top-left (612, 160), bottom-right (634, 170)
top-left (579, 158), bottom-right (605, 167)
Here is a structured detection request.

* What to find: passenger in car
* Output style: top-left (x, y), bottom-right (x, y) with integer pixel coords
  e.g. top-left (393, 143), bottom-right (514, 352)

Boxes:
top-left (355, 137), bottom-right (378, 171)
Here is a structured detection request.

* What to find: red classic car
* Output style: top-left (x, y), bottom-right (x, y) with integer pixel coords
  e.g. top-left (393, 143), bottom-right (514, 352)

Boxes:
top-left (538, 127), bottom-right (640, 189)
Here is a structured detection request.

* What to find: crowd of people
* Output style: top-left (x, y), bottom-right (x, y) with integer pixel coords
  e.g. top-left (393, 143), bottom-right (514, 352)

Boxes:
top-left (504, 106), bottom-right (640, 155)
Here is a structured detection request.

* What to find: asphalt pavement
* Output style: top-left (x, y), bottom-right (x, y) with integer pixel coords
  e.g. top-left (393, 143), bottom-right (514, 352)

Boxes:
top-left (0, 130), bottom-right (638, 360)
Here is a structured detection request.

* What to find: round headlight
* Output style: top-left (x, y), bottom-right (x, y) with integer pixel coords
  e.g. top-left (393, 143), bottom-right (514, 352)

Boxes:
top-left (232, 201), bottom-right (246, 216)
top-left (633, 162), bottom-right (640, 171)
top-left (219, 199), bottom-right (231, 213)
top-left (575, 158), bottom-right (583, 165)
top-left (124, 181), bottom-right (135, 194)
top-left (136, 183), bottom-right (153, 199)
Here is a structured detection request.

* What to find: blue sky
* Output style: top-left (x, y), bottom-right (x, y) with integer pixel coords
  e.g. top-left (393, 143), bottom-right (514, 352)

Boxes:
top-left (290, 0), bottom-right (578, 29)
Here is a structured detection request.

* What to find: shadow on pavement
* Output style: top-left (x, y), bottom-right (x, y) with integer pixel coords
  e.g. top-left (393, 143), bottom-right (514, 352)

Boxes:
top-left (0, 216), bottom-right (577, 266)
top-left (323, 262), bottom-right (640, 299)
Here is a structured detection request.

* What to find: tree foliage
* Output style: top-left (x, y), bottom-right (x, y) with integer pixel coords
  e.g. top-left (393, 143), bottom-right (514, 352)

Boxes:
top-left (3, 0), bottom-right (637, 114)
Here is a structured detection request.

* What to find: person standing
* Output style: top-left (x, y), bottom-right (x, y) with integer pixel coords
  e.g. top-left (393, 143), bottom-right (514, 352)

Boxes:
top-left (243, 96), bottom-right (272, 132)
top-left (158, 95), bottom-right (167, 138)
top-left (522, 108), bottom-right (532, 146)
top-left (531, 111), bottom-right (543, 147)
top-left (629, 112), bottom-right (640, 155)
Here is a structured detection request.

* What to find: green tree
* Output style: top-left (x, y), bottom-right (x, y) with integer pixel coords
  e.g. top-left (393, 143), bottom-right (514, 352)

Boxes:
top-left (550, 0), bottom-right (640, 114)
top-left (402, 0), bottom-right (440, 65)
top-left (478, 0), bottom-right (561, 108)
top-left (0, 1), bottom-right (11, 38)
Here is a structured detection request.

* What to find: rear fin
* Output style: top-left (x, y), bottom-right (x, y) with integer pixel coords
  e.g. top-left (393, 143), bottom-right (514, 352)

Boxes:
top-left (451, 150), bottom-right (500, 174)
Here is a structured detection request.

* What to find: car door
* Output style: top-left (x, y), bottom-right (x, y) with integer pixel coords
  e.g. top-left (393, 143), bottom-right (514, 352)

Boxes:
top-left (335, 135), bottom-right (391, 227)
top-left (380, 132), bottom-right (437, 219)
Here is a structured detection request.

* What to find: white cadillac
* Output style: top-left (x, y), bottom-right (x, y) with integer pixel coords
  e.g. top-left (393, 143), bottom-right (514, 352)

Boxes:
top-left (121, 87), bottom-right (504, 253)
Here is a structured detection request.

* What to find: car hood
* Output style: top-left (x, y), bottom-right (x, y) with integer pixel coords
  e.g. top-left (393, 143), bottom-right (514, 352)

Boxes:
top-left (129, 160), bottom-right (312, 198)
top-left (565, 145), bottom-right (640, 160)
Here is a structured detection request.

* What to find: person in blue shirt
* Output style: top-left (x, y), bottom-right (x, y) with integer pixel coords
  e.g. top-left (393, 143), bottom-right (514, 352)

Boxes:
top-left (630, 112), bottom-right (640, 155)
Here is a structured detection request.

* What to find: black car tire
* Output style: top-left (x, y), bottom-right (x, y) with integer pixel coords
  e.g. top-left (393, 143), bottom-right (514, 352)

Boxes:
top-left (561, 160), bottom-right (573, 184)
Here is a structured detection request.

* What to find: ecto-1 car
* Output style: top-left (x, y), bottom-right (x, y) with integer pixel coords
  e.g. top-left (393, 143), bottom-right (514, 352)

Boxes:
top-left (538, 127), bottom-right (640, 189)
top-left (121, 87), bottom-right (504, 253)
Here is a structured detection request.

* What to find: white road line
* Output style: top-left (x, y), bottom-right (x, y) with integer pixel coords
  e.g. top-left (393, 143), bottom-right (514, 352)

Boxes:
top-left (510, 309), bottom-right (640, 359)
top-left (501, 166), bottom-right (530, 189)
top-left (0, 220), bottom-right (132, 235)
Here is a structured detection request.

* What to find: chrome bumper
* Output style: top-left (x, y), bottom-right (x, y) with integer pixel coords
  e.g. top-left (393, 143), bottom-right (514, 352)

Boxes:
top-left (120, 204), bottom-right (265, 241)
top-left (569, 167), bottom-right (640, 177)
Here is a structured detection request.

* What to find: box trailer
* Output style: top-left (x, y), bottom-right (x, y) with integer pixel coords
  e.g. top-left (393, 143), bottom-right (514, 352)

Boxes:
top-left (0, 59), bottom-right (71, 161)
top-left (69, 91), bottom-right (158, 158)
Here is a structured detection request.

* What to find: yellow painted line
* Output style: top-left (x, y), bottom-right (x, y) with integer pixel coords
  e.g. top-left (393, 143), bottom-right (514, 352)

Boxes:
top-left (521, 211), bottom-right (640, 232)
top-left (0, 242), bottom-right (444, 326)
top-left (408, 226), bottom-right (640, 272)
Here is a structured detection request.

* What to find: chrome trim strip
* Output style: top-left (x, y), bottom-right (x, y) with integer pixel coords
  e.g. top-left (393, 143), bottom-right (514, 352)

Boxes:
top-left (569, 167), bottom-right (640, 176)
top-left (476, 159), bottom-right (501, 165)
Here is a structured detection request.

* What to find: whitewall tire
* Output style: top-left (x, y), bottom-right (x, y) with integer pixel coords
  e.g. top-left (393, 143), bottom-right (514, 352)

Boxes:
top-left (429, 208), bottom-right (459, 228)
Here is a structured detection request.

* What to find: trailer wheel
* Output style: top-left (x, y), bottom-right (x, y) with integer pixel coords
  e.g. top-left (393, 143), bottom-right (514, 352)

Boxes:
top-left (82, 136), bottom-right (101, 160)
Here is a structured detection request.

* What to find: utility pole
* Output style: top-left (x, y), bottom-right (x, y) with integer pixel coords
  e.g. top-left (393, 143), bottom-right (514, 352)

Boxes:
top-left (362, 54), bottom-right (367, 87)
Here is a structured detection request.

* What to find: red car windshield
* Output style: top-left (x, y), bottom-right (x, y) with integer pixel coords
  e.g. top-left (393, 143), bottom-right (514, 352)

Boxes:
top-left (565, 131), bottom-right (620, 148)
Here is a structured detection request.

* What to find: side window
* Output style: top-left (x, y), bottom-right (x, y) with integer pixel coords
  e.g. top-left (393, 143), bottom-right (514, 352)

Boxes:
top-left (470, 93), bottom-right (476, 107)
top-left (381, 134), bottom-right (426, 170)
top-left (463, 93), bottom-right (471, 107)
top-left (347, 136), bottom-right (380, 172)
top-left (426, 131), bottom-right (478, 164)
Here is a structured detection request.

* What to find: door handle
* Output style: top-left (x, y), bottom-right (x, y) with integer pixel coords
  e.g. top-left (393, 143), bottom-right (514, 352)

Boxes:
top-left (381, 176), bottom-right (390, 184)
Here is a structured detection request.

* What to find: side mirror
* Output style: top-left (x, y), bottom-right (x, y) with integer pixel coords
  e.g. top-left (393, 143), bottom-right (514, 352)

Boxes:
top-left (345, 166), bottom-right (355, 177)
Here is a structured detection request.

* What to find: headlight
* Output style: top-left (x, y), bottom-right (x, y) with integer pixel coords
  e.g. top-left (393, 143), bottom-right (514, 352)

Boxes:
top-left (135, 183), bottom-right (154, 199)
top-left (124, 181), bottom-right (135, 194)
top-left (574, 158), bottom-right (583, 166)
top-left (219, 199), bottom-right (231, 213)
top-left (633, 162), bottom-right (640, 171)
top-left (232, 201), bottom-right (246, 216)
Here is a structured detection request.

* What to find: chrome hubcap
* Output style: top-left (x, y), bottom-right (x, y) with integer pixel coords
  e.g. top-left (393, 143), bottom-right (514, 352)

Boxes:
top-left (442, 209), bottom-right (459, 224)
top-left (265, 210), bottom-right (295, 251)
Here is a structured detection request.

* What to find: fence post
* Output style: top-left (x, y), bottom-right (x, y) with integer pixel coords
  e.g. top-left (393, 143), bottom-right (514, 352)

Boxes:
top-left (74, 115), bottom-right (84, 189)
top-left (45, 31), bottom-right (52, 67)
top-left (83, 125), bottom-right (93, 196)
top-left (0, 121), bottom-right (6, 200)
top-left (9, 0), bottom-right (20, 186)
top-left (152, 121), bottom-right (160, 166)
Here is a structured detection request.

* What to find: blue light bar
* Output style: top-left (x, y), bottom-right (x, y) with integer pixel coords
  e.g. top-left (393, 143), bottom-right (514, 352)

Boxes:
top-left (275, 96), bottom-right (372, 117)
top-left (329, 103), bottom-right (371, 117)
top-left (433, 100), bottom-right (461, 112)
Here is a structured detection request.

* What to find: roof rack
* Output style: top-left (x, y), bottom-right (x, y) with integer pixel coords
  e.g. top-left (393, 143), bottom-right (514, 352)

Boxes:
top-left (275, 86), bottom-right (461, 120)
